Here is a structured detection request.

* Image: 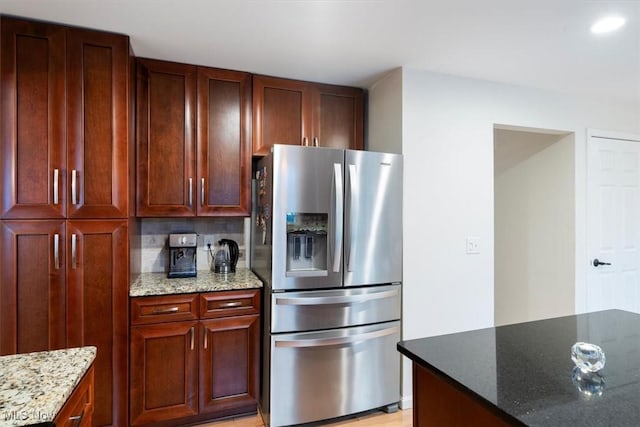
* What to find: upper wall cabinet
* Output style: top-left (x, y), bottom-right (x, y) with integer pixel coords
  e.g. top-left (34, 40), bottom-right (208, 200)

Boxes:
top-left (0, 17), bottom-right (130, 220)
top-left (136, 59), bottom-right (197, 217)
top-left (197, 68), bottom-right (252, 216)
top-left (252, 75), bottom-right (364, 156)
top-left (136, 58), bottom-right (251, 217)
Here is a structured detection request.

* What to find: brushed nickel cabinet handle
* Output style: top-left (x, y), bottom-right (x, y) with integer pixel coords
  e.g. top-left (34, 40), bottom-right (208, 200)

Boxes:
top-left (302, 137), bottom-right (308, 147)
top-left (201, 178), bottom-right (205, 206)
top-left (204, 330), bottom-right (208, 349)
top-left (53, 169), bottom-right (59, 205)
top-left (220, 301), bottom-right (243, 308)
top-left (313, 137), bottom-right (319, 147)
top-left (54, 234), bottom-right (60, 270)
top-left (69, 409), bottom-right (84, 427)
top-left (188, 178), bottom-right (193, 207)
top-left (152, 306), bottom-right (179, 314)
top-left (71, 170), bottom-right (78, 205)
top-left (190, 327), bottom-right (195, 351)
top-left (71, 234), bottom-right (77, 269)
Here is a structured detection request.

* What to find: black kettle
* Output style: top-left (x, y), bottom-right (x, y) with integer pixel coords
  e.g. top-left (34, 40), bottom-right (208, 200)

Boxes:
top-left (218, 239), bottom-right (239, 272)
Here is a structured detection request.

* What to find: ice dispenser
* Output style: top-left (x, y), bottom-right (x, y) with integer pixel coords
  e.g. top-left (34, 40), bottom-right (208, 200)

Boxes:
top-left (286, 213), bottom-right (328, 277)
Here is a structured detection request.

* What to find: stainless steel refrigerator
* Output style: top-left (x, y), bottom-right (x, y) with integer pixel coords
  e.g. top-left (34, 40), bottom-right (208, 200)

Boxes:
top-left (252, 145), bottom-right (402, 427)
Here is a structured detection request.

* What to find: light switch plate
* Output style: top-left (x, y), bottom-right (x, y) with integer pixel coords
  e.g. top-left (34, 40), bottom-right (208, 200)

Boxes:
top-left (466, 237), bottom-right (480, 254)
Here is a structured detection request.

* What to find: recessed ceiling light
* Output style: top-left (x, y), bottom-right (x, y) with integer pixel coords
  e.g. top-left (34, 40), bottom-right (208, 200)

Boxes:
top-left (590, 16), bottom-right (626, 34)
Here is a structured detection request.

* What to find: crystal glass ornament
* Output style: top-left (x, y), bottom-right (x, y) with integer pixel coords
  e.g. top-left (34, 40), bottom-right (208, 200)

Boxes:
top-left (571, 342), bottom-right (605, 373)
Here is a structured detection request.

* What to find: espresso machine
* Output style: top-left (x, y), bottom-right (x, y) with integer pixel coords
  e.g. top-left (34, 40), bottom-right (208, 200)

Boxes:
top-left (167, 233), bottom-right (197, 278)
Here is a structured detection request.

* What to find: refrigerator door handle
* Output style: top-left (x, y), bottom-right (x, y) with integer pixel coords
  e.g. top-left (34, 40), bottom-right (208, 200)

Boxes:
top-left (274, 326), bottom-right (399, 348)
top-left (275, 289), bottom-right (399, 306)
top-left (347, 164), bottom-right (358, 272)
top-left (333, 163), bottom-right (343, 273)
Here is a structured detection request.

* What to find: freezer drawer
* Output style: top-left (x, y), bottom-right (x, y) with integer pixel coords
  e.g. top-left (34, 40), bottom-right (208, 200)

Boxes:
top-left (270, 284), bottom-right (401, 333)
top-left (268, 321), bottom-right (400, 427)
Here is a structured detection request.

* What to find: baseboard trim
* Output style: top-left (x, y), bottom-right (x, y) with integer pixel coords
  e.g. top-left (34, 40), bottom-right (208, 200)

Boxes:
top-left (399, 395), bottom-right (413, 409)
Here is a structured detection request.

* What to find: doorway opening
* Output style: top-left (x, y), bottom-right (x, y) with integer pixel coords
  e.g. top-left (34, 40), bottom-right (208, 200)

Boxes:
top-left (494, 124), bottom-right (575, 326)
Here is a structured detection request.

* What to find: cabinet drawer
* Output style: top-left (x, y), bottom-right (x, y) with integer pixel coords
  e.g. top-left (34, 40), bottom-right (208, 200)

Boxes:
top-left (131, 294), bottom-right (199, 325)
top-left (54, 366), bottom-right (94, 427)
top-left (200, 289), bottom-right (260, 319)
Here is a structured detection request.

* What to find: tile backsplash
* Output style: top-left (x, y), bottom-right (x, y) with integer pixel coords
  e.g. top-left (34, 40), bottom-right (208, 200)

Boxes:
top-left (139, 217), bottom-right (251, 273)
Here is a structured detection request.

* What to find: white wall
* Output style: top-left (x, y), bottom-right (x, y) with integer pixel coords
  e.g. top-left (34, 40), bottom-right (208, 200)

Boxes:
top-left (368, 68), bottom-right (640, 406)
top-left (494, 132), bottom-right (575, 326)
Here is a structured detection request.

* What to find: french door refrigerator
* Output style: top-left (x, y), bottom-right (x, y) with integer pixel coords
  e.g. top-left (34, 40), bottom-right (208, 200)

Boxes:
top-left (252, 145), bottom-right (402, 427)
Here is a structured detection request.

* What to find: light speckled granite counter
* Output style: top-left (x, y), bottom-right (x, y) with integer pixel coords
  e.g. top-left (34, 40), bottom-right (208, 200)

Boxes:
top-left (0, 346), bottom-right (96, 426)
top-left (130, 268), bottom-right (263, 297)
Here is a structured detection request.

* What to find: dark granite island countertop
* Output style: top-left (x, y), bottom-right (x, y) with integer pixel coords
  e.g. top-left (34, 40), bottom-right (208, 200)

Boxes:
top-left (398, 309), bottom-right (640, 426)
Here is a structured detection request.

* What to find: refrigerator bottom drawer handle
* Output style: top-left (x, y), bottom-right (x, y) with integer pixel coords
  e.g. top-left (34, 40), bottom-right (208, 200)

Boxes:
top-left (276, 289), bottom-right (399, 306)
top-left (275, 326), bottom-right (399, 348)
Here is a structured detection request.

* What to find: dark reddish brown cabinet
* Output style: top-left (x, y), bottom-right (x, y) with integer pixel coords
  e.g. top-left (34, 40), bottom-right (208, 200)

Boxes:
top-left (66, 220), bottom-right (129, 427)
top-left (1, 18), bottom-right (66, 219)
top-left (0, 220), bottom-right (67, 354)
top-left (130, 290), bottom-right (260, 426)
top-left (252, 75), bottom-right (364, 156)
top-left (136, 58), bottom-right (251, 217)
top-left (54, 365), bottom-right (95, 427)
top-left (1, 18), bottom-right (130, 220)
top-left (198, 290), bottom-right (260, 417)
top-left (0, 16), bottom-right (131, 427)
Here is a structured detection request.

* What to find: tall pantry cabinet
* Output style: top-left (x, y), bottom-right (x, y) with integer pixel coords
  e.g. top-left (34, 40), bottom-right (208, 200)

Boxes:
top-left (0, 16), bottom-right (131, 427)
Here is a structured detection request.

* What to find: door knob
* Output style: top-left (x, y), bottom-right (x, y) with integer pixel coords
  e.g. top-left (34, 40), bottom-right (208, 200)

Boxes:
top-left (593, 258), bottom-right (612, 267)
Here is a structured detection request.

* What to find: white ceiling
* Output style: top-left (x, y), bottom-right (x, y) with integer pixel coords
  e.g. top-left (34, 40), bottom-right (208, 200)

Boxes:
top-left (1, 0), bottom-right (639, 103)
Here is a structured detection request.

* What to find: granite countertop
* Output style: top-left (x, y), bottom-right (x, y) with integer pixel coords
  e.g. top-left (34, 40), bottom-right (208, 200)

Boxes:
top-left (398, 310), bottom-right (640, 426)
top-left (130, 267), bottom-right (263, 297)
top-left (0, 346), bottom-right (96, 427)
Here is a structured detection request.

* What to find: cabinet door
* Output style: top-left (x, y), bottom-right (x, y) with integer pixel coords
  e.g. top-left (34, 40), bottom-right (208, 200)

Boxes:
top-left (252, 75), bottom-right (311, 156)
top-left (67, 28), bottom-right (130, 218)
top-left (66, 220), bottom-right (128, 427)
top-left (311, 84), bottom-right (364, 150)
top-left (136, 58), bottom-right (196, 216)
top-left (197, 68), bottom-right (252, 216)
top-left (130, 321), bottom-right (199, 426)
top-left (199, 315), bottom-right (259, 416)
top-left (0, 17), bottom-right (66, 219)
top-left (0, 220), bottom-right (66, 354)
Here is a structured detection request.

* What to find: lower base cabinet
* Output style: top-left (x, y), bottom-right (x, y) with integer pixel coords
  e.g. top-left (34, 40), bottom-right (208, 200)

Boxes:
top-left (54, 365), bottom-right (95, 427)
top-left (130, 290), bottom-right (260, 426)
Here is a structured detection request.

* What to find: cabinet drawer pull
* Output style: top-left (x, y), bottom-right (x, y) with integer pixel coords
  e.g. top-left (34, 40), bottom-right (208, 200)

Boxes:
top-left (53, 169), bottom-right (59, 205)
top-left (220, 301), bottom-right (243, 308)
top-left (313, 137), bottom-right (319, 147)
top-left (71, 170), bottom-right (78, 205)
top-left (188, 178), bottom-right (193, 207)
top-left (69, 409), bottom-right (84, 427)
top-left (204, 330), bottom-right (208, 349)
top-left (152, 306), bottom-right (179, 314)
top-left (201, 178), bottom-right (205, 206)
top-left (302, 137), bottom-right (308, 147)
top-left (190, 326), bottom-right (195, 350)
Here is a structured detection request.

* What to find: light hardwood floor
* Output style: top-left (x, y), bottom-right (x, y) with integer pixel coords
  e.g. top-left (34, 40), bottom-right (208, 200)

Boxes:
top-left (198, 409), bottom-right (413, 427)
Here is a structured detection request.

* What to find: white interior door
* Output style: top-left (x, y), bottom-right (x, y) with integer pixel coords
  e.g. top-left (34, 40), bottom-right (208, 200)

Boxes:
top-left (587, 132), bottom-right (640, 313)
